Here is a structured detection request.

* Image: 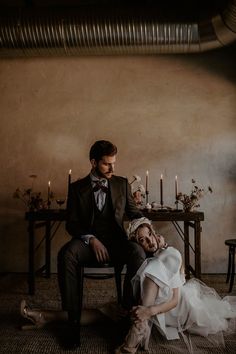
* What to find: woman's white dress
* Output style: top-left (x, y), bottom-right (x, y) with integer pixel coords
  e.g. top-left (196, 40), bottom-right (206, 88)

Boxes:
top-left (131, 246), bottom-right (236, 345)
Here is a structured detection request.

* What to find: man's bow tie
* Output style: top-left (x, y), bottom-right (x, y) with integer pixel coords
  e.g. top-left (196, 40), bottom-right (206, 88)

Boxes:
top-left (93, 181), bottom-right (108, 193)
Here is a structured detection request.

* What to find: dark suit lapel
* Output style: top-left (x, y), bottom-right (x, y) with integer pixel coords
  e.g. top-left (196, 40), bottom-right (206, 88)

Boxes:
top-left (109, 176), bottom-right (126, 228)
top-left (109, 176), bottom-right (119, 211)
top-left (79, 175), bottom-right (94, 223)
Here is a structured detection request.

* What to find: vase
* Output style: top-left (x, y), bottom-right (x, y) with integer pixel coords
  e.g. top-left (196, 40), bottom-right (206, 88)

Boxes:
top-left (183, 205), bottom-right (196, 212)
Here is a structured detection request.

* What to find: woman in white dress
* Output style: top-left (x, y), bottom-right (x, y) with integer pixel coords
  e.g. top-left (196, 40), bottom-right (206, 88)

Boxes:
top-left (116, 217), bottom-right (236, 354)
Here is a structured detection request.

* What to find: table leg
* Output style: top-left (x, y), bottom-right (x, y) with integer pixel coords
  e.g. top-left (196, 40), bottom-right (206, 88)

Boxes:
top-left (28, 220), bottom-right (35, 295)
top-left (45, 220), bottom-right (51, 278)
top-left (194, 221), bottom-right (201, 279)
top-left (184, 221), bottom-right (190, 279)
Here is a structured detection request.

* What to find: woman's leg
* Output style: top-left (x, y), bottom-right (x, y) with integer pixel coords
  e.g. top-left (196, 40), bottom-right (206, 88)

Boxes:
top-left (21, 306), bottom-right (66, 328)
top-left (21, 300), bottom-right (106, 329)
top-left (38, 309), bottom-right (106, 324)
top-left (116, 276), bottom-right (159, 353)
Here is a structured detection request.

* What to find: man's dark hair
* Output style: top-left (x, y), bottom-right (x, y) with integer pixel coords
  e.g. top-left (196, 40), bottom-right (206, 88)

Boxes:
top-left (89, 140), bottom-right (118, 162)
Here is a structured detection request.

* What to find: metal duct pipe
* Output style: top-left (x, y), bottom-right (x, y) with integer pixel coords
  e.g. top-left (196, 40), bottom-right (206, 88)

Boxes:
top-left (0, 1), bottom-right (236, 57)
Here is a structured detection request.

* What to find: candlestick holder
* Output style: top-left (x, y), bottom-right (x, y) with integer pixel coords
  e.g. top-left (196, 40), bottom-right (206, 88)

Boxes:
top-left (175, 200), bottom-right (179, 210)
top-left (145, 190), bottom-right (149, 205)
top-left (172, 200), bottom-right (182, 212)
top-left (157, 196), bottom-right (168, 211)
top-left (160, 198), bottom-right (164, 209)
top-left (157, 205), bottom-right (168, 212)
top-left (145, 202), bottom-right (152, 211)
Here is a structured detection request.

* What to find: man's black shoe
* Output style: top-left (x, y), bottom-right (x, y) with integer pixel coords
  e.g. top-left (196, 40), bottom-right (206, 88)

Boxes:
top-left (60, 321), bottom-right (81, 350)
top-left (115, 315), bottom-right (131, 345)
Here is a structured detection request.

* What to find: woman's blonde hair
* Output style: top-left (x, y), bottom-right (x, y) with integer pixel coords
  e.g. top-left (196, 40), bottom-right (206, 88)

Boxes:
top-left (127, 217), bottom-right (156, 242)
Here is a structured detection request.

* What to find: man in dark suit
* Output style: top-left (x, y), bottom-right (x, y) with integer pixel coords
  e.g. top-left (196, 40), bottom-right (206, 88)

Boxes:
top-left (57, 140), bottom-right (146, 349)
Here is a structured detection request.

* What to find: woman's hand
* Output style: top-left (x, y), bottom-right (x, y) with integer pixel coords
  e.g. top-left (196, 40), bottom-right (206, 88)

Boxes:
top-left (131, 305), bottom-right (152, 322)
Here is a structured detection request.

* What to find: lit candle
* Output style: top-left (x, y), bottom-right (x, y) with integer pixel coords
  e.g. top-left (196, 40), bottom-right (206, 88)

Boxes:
top-left (145, 170), bottom-right (149, 192)
top-left (160, 174), bottom-right (163, 207)
top-left (48, 181), bottom-right (51, 208)
top-left (175, 175), bottom-right (178, 199)
top-left (68, 169), bottom-right (72, 185)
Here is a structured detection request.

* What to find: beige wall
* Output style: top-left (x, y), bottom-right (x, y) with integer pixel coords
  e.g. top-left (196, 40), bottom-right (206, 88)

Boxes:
top-left (0, 45), bottom-right (236, 273)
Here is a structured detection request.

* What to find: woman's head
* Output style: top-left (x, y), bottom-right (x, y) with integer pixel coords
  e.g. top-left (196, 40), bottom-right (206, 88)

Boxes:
top-left (135, 224), bottom-right (158, 253)
top-left (127, 217), bottom-right (165, 253)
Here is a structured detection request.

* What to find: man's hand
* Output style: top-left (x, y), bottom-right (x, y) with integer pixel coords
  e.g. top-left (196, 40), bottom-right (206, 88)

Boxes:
top-left (89, 237), bottom-right (110, 263)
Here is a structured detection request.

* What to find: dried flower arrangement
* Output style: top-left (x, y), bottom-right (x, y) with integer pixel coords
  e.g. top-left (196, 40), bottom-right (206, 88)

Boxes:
top-left (129, 175), bottom-right (146, 207)
top-left (177, 179), bottom-right (213, 212)
top-left (13, 175), bottom-right (54, 211)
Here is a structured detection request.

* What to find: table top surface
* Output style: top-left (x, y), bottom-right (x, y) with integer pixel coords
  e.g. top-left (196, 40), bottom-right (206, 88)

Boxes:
top-left (25, 208), bottom-right (204, 221)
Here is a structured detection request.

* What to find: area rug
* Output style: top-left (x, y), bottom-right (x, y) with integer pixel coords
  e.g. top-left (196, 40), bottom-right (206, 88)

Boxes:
top-left (0, 273), bottom-right (235, 353)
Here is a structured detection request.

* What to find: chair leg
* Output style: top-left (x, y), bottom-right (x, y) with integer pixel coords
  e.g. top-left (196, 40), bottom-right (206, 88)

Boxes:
top-left (114, 267), bottom-right (122, 304)
top-left (77, 266), bottom-right (84, 343)
top-left (226, 246), bottom-right (232, 284)
top-left (229, 246), bottom-right (235, 293)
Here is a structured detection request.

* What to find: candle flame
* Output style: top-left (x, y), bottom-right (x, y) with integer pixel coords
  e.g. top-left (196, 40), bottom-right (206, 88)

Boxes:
top-left (69, 169), bottom-right (72, 174)
top-left (175, 175), bottom-right (178, 180)
top-left (146, 170), bottom-right (149, 175)
top-left (161, 174), bottom-right (163, 179)
top-left (48, 181), bottom-right (51, 186)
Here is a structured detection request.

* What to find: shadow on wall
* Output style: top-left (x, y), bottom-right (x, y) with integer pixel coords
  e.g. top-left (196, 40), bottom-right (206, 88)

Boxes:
top-left (0, 201), bottom-right (69, 273)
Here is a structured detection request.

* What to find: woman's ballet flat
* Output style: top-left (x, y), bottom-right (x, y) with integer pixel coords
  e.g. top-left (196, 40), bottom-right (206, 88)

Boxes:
top-left (20, 300), bottom-right (45, 330)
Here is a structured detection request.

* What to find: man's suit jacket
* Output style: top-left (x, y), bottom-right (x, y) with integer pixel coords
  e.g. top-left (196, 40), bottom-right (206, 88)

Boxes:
top-left (66, 174), bottom-right (142, 238)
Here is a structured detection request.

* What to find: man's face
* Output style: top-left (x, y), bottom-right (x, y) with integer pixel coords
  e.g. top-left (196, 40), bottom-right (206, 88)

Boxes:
top-left (91, 155), bottom-right (116, 179)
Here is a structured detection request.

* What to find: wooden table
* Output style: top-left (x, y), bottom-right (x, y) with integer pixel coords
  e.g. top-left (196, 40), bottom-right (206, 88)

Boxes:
top-left (25, 209), bottom-right (204, 295)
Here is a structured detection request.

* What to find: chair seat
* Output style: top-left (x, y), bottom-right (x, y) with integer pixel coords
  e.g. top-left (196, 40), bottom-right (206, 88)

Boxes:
top-left (84, 262), bottom-right (123, 280)
top-left (77, 262), bottom-right (123, 321)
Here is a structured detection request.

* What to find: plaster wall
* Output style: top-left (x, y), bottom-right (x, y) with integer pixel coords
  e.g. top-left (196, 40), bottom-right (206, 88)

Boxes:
top-left (0, 46), bottom-right (235, 273)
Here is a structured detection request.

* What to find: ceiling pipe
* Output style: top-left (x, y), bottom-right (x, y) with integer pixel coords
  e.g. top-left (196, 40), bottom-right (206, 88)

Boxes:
top-left (0, 1), bottom-right (236, 57)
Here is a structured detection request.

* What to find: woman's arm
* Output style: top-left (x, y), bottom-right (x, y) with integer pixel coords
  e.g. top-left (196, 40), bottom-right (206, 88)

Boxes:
top-left (132, 287), bottom-right (179, 322)
top-left (150, 287), bottom-right (179, 315)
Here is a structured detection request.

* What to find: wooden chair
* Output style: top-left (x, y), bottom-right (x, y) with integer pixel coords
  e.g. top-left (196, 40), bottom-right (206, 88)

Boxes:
top-left (225, 239), bottom-right (236, 292)
top-left (76, 262), bottom-right (123, 342)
